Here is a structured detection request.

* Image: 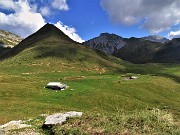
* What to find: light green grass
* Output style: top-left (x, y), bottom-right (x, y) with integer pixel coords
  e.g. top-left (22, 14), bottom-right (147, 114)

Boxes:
top-left (0, 33), bottom-right (179, 134)
top-left (52, 109), bottom-right (180, 134)
top-left (0, 60), bottom-right (180, 124)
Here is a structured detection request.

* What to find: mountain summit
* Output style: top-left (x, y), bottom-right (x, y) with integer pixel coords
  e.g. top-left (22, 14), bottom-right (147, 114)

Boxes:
top-left (85, 33), bottom-right (125, 54)
top-left (27, 23), bottom-right (74, 43)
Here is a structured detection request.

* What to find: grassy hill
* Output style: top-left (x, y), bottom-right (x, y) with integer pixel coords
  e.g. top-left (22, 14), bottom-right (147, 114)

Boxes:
top-left (0, 24), bottom-right (180, 134)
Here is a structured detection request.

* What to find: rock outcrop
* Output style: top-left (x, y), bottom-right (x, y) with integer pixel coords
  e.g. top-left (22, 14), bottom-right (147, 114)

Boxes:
top-left (85, 33), bottom-right (125, 54)
top-left (44, 111), bottom-right (82, 125)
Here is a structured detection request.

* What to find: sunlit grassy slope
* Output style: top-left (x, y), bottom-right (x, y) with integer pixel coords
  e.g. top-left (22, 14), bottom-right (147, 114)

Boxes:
top-left (0, 24), bottom-right (179, 134)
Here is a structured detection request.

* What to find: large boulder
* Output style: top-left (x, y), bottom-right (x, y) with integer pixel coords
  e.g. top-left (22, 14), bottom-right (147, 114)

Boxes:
top-left (44, 111), bottom-right (82, 125)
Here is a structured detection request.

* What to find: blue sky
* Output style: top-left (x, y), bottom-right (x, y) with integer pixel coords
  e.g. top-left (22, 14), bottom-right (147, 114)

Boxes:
top-left (0, 0), bottom-right (180, 43)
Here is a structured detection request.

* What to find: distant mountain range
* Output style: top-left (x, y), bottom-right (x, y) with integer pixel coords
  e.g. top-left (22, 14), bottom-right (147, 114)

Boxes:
top-left (85, 33), bottom-right (180, 63)
top-left (0, 26), bottom-right (179, 64)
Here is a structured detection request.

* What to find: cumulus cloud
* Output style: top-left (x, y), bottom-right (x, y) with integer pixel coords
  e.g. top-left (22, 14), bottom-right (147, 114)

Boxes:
top-left (168, 30), bottom-right (180, 39)
top-left (55, 21), bottom-right (85, 43)
top-left (0, 0), bottom-right (46, 38)
top-left (0, 0), bottom-right (84, 43)
top-left (100, 0), bottom-right (180, 34)
top-left (39, 7), bottom-right (51, 17)
top-left (51, 0), bottom-right (69, 11)
top-left (0, 0), bottom-right (16, 10)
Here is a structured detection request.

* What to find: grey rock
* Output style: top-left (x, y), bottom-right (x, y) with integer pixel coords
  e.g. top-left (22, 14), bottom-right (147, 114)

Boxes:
top-left (85, 33), bottom-right (125, 54)
top-left (44, 111), bottom-right (82, 125)
top-left (0, 130), bottom-right (5, 135)
top-left (0, 120), bottom-right (31, 132)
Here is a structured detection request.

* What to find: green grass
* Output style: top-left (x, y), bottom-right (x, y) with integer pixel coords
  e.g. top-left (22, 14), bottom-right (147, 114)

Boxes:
top-left (52, 109), bottom-right (180, 134)
top-left (0, 60), bottom-right (179, 124)
top-left (6, 109), bottom-right (180, 135)
top-left (0, 27), bottom-right (180, 134)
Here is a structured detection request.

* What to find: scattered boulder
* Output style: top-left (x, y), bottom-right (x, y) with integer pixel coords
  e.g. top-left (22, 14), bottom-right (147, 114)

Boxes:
top-left (0, 120), bottom-right (31, 133)
top-left (0, 111), bottom-right (82, 135)
top-left (44, 111), bottom-right (82, 125)
top-left (130, 76), bottom-right (139, 79)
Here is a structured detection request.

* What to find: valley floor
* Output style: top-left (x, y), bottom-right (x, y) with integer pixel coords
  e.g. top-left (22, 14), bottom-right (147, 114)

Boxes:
top-left (0, 60), bottom-right (180, 134)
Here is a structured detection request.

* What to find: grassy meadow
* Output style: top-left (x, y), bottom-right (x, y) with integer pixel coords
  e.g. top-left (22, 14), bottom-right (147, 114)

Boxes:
top-left (0, 28), bottom-right (180, 134)
top-left (0, 56), bottom-right (180, 134)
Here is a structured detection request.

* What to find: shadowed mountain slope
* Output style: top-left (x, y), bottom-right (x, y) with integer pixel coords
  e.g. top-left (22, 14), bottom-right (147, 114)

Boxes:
top-left (114, 37), bottom-right (163, 63)
top-left (153, 38), bottom-right (180, 63)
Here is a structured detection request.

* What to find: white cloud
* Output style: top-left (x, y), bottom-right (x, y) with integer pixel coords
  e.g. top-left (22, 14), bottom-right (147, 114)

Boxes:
top-left (55, 21), bottom-right (85, 43)
top-left (51, 0), bottom-right (69, 11)
top-left (101, 0), bottom-right (180, 34)
top-left (168, 30), bottom-right (180, 39)
top-left (0, 0), bottom-right (84, 43)
top-left (39, 7), bottom-right (51, 17)
top-left (0, 0), bottom-right (16, 10)
top-left (0, 0), bottom-right (46, 38)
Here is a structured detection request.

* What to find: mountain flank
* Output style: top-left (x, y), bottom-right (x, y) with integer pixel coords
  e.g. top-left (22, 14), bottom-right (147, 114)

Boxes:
top-left (85, 33), bottom-right (180, 64)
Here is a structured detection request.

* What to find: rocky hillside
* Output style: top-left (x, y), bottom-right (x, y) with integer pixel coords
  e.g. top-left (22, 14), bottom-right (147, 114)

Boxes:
top-left (85, 33), bottom-right (125, 54)
top-left (143, 35), bottom-right (169, 43)
top-left (0, 30), bottom-right (22, 55)
top-left (0, 30), bottom-right (22, 48)
top-left (85, 33), bottom-right (180, 63)
top-left (84, 33), bottom-right (164, 63)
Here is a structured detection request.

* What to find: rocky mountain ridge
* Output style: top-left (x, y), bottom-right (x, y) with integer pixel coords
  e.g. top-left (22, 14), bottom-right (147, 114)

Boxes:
top-left (84, 33), bottom-right (180, 63)
top-left (0, 30), bottom-right (22, 48)
top-left (143, 35), bottom-right (169, 43)
top-left (85, 33), bottom-right (125, 54)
